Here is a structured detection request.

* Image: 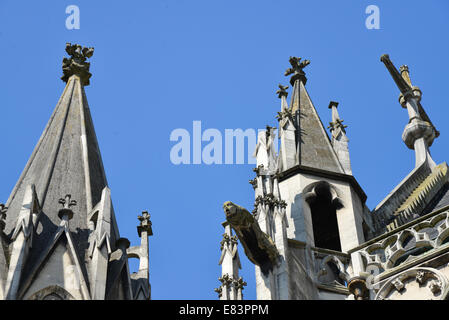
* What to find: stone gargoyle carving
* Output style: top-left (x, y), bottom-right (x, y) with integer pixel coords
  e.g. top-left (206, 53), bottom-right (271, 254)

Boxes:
top-left (222, 201), bottom-right (279, 275)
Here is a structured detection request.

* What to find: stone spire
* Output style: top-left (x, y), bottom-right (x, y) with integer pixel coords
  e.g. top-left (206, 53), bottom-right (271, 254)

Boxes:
top-left (328, 101), bottom-right (352, 175)
top-left (380, 54), bottom-right (438, 168)
top-left (284, 57), bottom-right (345, 174)
top-left (215, 222), bottom-right (246, 300)
top-left (1, 43), bottom-right (144, 300)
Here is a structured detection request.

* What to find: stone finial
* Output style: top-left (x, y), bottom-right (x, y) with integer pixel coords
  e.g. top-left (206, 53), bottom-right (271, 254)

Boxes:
top-left (380, 54), bottom-right (412, 96)
top-left (400, 65), bottom-right (412, 87)
top-left (214, 286), bottom-right (223, 298)
top-left (218, 274), bottom-right (233, 286)
top-left (276, 84), bottom-right (289, 99)
top-left (284, 56), bottom-right (310, 86)
top-left (220, 232), bottom-right (238, 250)
top-left (61, 43), bottom-right (95, 86)
top-left (137, 211), bottom-right (153, 237)
top-left (57, 194), bottom-right (76, 220)
top-left (328, 101), bottom-right (347, 134)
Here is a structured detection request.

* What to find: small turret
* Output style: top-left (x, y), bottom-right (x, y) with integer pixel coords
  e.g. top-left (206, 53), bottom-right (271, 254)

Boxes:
top-left (215, 222), bottom-right (245, 300)
top-left (328, 101), bottom-right (352, 175)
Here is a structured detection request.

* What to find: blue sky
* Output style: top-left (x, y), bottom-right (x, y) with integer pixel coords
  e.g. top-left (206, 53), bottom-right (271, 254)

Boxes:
top-left (0, 1), bottom-right (448, 299)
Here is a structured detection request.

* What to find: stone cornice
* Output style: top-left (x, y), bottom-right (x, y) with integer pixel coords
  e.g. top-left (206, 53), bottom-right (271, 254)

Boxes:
top-left (278, 164), bottom-right (367, 203)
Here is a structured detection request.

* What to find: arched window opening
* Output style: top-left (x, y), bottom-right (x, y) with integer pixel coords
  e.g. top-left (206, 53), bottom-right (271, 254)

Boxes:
top-left (43, 293), bottom-right (63, 300)
top-left (306, 181), bottom-right (342, 252)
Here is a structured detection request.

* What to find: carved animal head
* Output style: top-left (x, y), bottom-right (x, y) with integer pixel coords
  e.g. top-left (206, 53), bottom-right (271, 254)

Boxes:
top-left (222, 201), bottom-right (253, 227)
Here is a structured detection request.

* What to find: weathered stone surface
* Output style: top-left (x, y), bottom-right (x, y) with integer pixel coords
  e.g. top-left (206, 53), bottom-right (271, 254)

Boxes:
top-left (1, 44), bottom-right (151, 300)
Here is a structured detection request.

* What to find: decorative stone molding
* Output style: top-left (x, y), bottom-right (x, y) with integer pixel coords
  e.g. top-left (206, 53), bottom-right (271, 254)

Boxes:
top-left (216, 274), bottom-right (246, 300)
top-left (429, 280), bottom-right (442, 294)
top-left (375, 267), bottom-right (448, 300)
top-left (392, 278), bottom-right (405, 292)
top-left (355, 209), bottom-right (449, 274)
top-left (220, 233), bottom-right (238, 251)
top-left (233, 277), bottom-right (247, 290)
top-left (415, 270), bottom-right (427, 285)
top-left (402, 118), bottom-right (436, 150)
top-left (316, 254), bottom-right (350, 285)
top-left (249, 178), bottom-right (258, 190)
top-left (58, 194), bottom-right (76, 221)
top-left (399, 86), bottom-right (422, 108)
top-left (253, 165), bottom-right (264, 176)
top-left (214, 286), bottom-right (222, 298)
top-left (276, 109), bottom-right (293, 122)
top-left (218, 274), bottom-right (233, 286)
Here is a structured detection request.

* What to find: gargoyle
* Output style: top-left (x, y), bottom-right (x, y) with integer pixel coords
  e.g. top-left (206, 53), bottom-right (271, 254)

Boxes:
top-left (222, 201), bottom-right (279, 276)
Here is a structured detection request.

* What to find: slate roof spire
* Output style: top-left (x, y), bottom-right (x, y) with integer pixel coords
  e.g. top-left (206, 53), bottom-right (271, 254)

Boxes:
top-left (1, 43), bottom-right (149, 300)
top-left (284, 57), bottom-right (345, 174)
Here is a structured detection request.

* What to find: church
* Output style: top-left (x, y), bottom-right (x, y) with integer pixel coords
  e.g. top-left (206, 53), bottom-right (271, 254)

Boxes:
top-left (1, 43), bottom-right (448, 300)
top-left (0, 43), bottom-right (152, 300)
top-left (217, 55), bottom-right (449, 300)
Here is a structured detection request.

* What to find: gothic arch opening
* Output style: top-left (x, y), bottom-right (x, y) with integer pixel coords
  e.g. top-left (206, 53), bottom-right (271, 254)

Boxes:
top-left (27, 285), bottom-right (75, 300)
top-left (304, 181), bottom-right (342, 251)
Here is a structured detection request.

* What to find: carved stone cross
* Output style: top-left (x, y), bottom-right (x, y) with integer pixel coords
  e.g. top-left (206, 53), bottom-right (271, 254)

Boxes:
top-left (284, 56), bottom-right (310, 85)
top-left (285, 57), bottom-right (310, 76)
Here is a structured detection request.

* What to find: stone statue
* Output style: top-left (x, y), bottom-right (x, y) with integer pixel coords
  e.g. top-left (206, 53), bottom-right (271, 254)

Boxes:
top-left (222, 201), bottom-right (279, 275)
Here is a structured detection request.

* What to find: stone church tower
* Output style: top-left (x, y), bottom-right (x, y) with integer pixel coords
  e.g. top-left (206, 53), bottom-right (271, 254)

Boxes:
top-left (0, 43), bottom-right (152, 300)
top-left (220, 55), bottom-right (449, 300)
